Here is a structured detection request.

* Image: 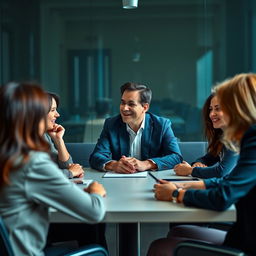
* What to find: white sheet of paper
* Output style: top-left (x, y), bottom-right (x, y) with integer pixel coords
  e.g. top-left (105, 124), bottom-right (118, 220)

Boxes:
top-left (103, 171), bottom-right (148, 178)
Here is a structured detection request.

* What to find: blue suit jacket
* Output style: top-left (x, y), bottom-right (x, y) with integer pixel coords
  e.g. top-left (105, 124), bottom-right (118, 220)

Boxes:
top-left (89, 112), bottom-right (182, 171)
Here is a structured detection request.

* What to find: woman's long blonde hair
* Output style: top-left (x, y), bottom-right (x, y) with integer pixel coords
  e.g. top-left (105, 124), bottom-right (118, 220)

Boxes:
top-left (215, 73), bottom-right (256, 151)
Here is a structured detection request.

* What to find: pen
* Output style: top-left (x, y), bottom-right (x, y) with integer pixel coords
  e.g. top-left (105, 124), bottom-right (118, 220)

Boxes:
top-left (148, 172), bottom-right (161, 183)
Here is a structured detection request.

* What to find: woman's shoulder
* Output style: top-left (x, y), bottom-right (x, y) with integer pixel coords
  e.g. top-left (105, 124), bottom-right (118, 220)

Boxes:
top-left (241, 124), bottom-right (256, 141)
top-left (240, 124), bottom-right (256, 146)
top-left (43, 133), bottom-right (51, 142)
top-left (30, 150), bottom-right (49, 158)
top-left (26, 151), bottom-right (61, 177)
top-left (245, 124), bottom-right (256, 134)
top-left (28, 151), bottom-right (54, 167)
top-left (17, 151), bottom-right (54, 176)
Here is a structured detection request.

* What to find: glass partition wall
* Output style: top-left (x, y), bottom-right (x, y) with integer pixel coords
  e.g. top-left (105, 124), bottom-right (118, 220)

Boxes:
top-left (1, 0), bottom-right (256, 142)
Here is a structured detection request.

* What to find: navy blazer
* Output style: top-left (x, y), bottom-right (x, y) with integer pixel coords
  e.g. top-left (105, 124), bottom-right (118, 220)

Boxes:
top-left (89, 112), bottom-right (182, 171)
top-left (191, 146), bottom-right (239, 178)
top-left (184, 124), bottom-right (256, 255)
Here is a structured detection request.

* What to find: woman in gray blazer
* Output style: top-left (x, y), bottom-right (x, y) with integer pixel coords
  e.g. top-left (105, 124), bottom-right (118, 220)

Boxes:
top-left (0, 82), bottom-right (106, 256)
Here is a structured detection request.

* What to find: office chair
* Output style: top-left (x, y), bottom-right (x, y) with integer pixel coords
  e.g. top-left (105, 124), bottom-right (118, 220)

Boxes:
top-left (0, 217), bottom-right (14, 256)
top-left (66, 142), bottom-right (96, 167)
top-left (64, 244), bottom-right (108, 256)
top-left (0, 216), bottom-right (108, 256)
top-left (174, 240), bottom-right (247, 256)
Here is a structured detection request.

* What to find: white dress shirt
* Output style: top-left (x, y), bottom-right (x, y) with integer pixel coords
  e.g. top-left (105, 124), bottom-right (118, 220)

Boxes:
top-left (126, 117), bottom-right (145, 160)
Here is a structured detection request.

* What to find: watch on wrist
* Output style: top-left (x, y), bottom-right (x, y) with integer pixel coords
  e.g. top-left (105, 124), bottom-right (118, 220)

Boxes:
top-left (172, 188), bottom-right (182, 203)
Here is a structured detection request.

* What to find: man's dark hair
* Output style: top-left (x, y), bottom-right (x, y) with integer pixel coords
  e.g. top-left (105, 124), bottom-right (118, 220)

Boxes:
top-left (120, 82), bottom-right (152, 105)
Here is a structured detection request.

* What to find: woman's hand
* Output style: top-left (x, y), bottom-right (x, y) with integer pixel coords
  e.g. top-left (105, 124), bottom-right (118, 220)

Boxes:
top-left (192, 162), bottom-right (207, 167)
top-left (85, 182), bottom-right (106, 197)
top-left (174, 161), bottom-right (193, 176)
top-left (48, 124), bottom-right (65, 142)
top-left (68, 164), bottom-right (84, 178)
top-left (174, 180), bottom-right (206, 190)
top-left (153, 179), bottom-right (177, 201)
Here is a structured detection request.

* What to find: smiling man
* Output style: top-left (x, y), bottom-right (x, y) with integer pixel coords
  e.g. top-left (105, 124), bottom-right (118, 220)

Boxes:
top-left (89, 82), bottom-right (182, 173)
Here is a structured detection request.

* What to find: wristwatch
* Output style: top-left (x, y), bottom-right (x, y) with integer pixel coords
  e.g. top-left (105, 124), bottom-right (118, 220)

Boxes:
top-left (172, 188), bottom-right (182, 203)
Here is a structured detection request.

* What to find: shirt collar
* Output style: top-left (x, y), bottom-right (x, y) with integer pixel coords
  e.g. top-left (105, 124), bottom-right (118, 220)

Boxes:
top-left (126, 116), bottom-right (145, 135)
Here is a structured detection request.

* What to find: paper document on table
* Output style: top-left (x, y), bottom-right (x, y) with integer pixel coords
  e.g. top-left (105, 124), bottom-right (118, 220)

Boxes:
top-left (103, 171), bottom-right (147, 178)
top-left (73, 179), bottom-right (93, 187)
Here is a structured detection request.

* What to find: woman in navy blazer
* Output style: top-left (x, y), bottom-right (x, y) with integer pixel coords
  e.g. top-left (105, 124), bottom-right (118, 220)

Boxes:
top-left (148, 73), bottom-right (256, 256)
top-left (174, 93), bottom-right (238, 178)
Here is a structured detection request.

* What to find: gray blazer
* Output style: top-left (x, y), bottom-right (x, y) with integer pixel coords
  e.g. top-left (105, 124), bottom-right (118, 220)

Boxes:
top-left (0, 151), bottom-right (105, 256)
top-left (44, 133), bottom-right (73, 178)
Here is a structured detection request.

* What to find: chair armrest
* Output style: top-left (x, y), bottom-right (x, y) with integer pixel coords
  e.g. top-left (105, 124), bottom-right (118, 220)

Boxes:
top-left (174, 240), bottom-right (247, 256)
top-left (63, 244), bottom-right (108, 256)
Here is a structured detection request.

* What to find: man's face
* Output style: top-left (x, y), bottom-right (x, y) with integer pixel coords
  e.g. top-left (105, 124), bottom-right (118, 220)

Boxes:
top-left (120, 90), bottom-right (149, 130)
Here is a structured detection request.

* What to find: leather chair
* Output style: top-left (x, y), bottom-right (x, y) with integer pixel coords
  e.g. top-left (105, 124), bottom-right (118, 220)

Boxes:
top-left (178, 141), bottom-right (207, 163)
top-left (66, 143), bottom-right (96, 167)
top-left (174, 240), bottom-right (247, 256)
top-left (0, 217), bottom-right (108, 256)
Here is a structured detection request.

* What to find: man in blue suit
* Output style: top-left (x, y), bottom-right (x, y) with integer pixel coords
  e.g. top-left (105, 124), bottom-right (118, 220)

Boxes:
top-left (90, 82), bottom-right (182, 173)
top-left (89, 82), bottom-right (182, 256)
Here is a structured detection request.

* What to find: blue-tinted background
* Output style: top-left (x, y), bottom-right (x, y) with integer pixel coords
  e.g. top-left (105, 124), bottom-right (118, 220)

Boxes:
top-left (1, 0), bottom-right (255, 142)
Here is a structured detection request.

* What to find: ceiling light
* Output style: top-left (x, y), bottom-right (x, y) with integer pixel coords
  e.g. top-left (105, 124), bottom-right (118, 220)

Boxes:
top-left (122, 0), bottom-right (138, 9)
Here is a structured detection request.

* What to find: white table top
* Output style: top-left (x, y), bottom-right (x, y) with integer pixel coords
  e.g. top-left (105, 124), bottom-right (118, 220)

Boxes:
top-left (50, 169), bottom-right (236, 223)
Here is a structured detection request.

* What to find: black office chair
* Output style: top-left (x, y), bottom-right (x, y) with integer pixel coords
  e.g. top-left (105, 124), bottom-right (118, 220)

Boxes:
top-left (0, 217), bottom-right (14, 256)
top-left (174, 240), bottom-right (247, 256)
top-left (0, 217), bottom-right (108, 256)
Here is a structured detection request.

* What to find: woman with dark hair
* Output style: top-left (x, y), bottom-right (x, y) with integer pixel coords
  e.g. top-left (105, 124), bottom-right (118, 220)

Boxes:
top-left (45, 92), bottom-right (108, 250)
top-left (45, 92), bottom-right (84, 178)
top-left (147, 73), bottom-right (256, 256)
top-left (0, 82), bottom-right (106, 256)
top-left (174, 93), bottom-right (238, 178)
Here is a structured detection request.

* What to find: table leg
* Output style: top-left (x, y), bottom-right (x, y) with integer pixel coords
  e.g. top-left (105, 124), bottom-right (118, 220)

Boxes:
top-left (118, 223), bottom-right (140, 256)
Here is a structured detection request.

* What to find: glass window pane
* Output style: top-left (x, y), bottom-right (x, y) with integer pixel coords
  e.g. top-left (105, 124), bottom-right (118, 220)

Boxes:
top-left (1, 0), bottom-right (255, 142)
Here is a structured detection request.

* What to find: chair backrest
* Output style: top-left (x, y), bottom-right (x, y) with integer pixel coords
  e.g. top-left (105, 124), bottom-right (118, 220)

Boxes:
top-left (66, 142), bottom-right (207, 167)
top-left (66, 143), bottom-right (96, 167)
top-left (0, 217), bottom-right (14, 256)
top-left (174, 240), bottom-right (247, 256)
top-left (178, 142), bottom-right (207, 164)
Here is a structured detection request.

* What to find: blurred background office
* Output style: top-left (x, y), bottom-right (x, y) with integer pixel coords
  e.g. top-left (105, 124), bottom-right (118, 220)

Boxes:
top-left (1, 0), bottom-right (256, 143)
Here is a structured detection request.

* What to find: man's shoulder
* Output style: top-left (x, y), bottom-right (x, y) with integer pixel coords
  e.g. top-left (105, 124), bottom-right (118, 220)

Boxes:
top-left (104, 114), bottom-right (123, 127)
top-left (147, 112), bottom-right (171, 126)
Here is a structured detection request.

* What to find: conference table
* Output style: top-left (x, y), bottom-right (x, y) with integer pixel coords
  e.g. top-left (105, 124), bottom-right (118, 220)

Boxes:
top-left (50, 169), bottom-right (236, 255)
